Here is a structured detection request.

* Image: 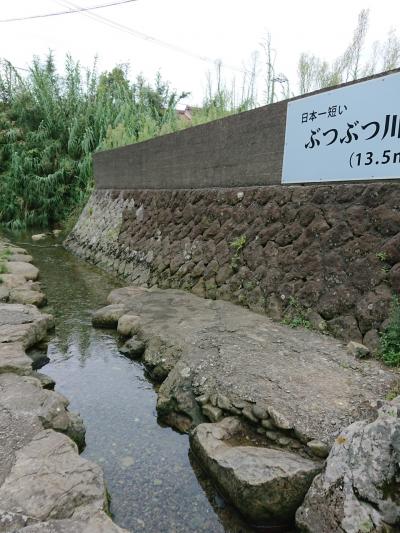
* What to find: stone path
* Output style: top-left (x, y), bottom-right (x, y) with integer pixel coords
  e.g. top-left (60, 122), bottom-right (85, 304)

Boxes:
top-left (0, 239), bottom-right (127, 533)
top-left (93, 285), bottom-right (400, 527)
top-left (95, 286), bottom-right (399, 453)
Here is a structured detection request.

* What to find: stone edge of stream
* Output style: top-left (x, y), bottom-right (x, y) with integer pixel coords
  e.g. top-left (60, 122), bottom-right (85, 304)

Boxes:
top-left (92, 285), bottom-right (400, 532)
top-left (0, 238), bottom-right (128, 533)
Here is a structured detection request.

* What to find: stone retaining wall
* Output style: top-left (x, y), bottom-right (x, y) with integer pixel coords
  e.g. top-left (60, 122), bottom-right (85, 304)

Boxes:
top-left (65, 181), bottom-right (400, 351)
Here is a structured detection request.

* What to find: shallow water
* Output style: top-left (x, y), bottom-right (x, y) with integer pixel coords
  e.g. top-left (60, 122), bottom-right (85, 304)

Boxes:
top-left (8, 234), bottom-right (256, 533)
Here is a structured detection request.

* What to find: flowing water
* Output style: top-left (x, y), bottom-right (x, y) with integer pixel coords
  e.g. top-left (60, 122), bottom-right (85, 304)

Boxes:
top-left (8, 233), bottom-right (255, 533)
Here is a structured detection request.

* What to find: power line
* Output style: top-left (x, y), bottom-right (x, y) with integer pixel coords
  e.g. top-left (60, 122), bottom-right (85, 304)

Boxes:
top-left (56, 0), bottom-right (247, 75)
top-left (0, 0), bottom-right (138, 23)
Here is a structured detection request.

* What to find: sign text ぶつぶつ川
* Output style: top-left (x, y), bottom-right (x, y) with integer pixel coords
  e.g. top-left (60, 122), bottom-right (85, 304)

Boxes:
top-left (282, 72), bottom-right (400, 183)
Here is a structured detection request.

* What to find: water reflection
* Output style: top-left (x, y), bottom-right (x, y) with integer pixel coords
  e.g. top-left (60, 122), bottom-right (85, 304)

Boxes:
top-left (9, 233), bottom-right (254, 533)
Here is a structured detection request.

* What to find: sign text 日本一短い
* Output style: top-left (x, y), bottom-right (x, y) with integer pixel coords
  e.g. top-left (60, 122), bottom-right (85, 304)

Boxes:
top-left (282, 72), bottom-right (400, 183)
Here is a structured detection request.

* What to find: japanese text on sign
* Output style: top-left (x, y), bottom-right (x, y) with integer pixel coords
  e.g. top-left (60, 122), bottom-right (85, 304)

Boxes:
top-left (282, 72), bottom-right (400, 183)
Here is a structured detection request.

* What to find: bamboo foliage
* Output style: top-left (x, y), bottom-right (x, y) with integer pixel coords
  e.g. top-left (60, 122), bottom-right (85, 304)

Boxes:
top-left (0, 54), bottom-right (188, 228)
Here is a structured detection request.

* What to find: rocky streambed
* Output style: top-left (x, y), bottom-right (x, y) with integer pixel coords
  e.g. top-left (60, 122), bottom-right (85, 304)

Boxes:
top-left (2, 235), bottom-right (255, 533)
top-left (0, 238), bottom-right (127, 532)
top-left (93, 285), bottom-right (400, 531)
top-left (2, 234), bottom-right (400, 532)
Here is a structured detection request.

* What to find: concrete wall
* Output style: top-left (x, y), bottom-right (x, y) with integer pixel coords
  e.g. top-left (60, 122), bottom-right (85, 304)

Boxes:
top-left (94, 68), bottom-right (400, 191)
top-left (94, 101), bottom-right (286, 190)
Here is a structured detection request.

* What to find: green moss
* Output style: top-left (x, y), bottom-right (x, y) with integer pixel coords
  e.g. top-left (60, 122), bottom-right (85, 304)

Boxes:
top-left (385, 381), bottom-right (400, 401)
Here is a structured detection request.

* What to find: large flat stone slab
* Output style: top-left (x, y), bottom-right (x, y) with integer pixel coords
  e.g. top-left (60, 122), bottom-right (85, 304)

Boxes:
top-left (191, 417), bottom-right (322, 524)
top-left (0, 342), bottom-right (32, 375)
top-left (96, 287), bottom-right (398, 449)
top-left (0, 430), bottom-right (104, 526)
top-left (0, 303), bottom-right (53, 348)
top-left (4, 262), bottom-right (39, 281)
top-left (0, 373), bottom-right (85, 450)
top-left (8, 288), bottom-right (47, 307)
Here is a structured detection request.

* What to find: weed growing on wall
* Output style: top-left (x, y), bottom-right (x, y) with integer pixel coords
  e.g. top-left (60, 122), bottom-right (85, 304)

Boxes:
top-left (379, 296), bottom-right (400, 366)
top-left (282, 297), bottom-right (311, 329)
top-left (230, 235), bottom-right (247, 271)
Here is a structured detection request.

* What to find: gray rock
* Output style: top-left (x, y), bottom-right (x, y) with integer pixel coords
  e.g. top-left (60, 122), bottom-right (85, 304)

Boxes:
top-left (0, 287), bottom-right (9, 302)
top-left (242, 406), bottom-right (258, 423)
top-left (119, 336), bottom-right (145, 358)
top-left (306, 439), bottom-right (330, 458)
top-left (106, 286), bottom-right (148, 304)
top-left (33, 372), bottom-right (55, 390)
top-left (0, 274), bottom-right (27, 289)
top-left (265, 430), bottom-right (279, 442)
top-left (296, 399), bottom-right (400, 532)
top-left (191, 417), bottom-right (322, 523)
top-left (202, 404), bottom-right (223, 422)
top-left (252, 403), bottom-right (269, 419)
top-left (261, 419), bottom-right (275, 430)
top-left (94, 286), bottom-right (397, 444)
top-left (8, 254), bottom-right (33, 263)
top-left (195, 394), bottom-right (209, 406)
top-left (0, 373), bottom-right (85, 449)
top-left (0, 430), bottom-right (104, 524)
top-left (0, 303), bottom-right (54, 349)
top-left (268, 406), bottom-right (293, 430)
top-left (15, 512), bottom-right (129, 532)
top-left (216, 394), bottom-right (232, 411)
top-left (117, 313), bottom-right (141, 336)
top-left (9, 288), bottom-right (47, 307)
top-left (347, 340), bottom-right (370, 359)
top-left (0, 342), bottom-right (32, 375)
top-left (31, 233), bottom-right (47, 241)
top-left (5, 262), bottom-right (39, 281)
top-left (92, 304), bottom-right (126, 328)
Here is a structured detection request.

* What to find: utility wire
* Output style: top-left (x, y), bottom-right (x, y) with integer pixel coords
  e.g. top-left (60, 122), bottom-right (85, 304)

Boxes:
top-left (0, 0), bottom-right (138, 23)
top-left (56, 0), bottom-right (247, 74)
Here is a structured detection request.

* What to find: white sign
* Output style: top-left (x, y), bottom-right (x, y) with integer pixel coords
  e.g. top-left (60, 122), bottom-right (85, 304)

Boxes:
top-left (282, 72), bottom-right (400, 183)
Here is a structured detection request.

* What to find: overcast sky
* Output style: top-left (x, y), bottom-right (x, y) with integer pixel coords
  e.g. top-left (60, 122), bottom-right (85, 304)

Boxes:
top-left (1, 0), bottom-right (400, 105)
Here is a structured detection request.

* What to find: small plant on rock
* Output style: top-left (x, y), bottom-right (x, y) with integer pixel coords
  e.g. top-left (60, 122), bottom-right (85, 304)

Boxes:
top-left (379, 296), bottom-right (400, 367)
top-left (230, 235), bottom-right (247, 271)
top-left (376, 251), bottom-right (388, 262)
top-left (282, 297), bottom-right (311, 329)
top-left (230, 235), bottom-right (247, 253)
top-left (0, 262), bottom-right (8, 274)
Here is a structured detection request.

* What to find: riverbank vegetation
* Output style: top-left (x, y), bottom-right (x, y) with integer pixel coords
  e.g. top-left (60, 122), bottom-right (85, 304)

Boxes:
top-left (0, 9), bottom-right (399, 229)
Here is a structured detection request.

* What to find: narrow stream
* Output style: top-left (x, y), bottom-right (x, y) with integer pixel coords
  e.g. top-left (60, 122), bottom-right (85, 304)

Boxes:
top-left (8, 233), bottom-right (252, 533)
